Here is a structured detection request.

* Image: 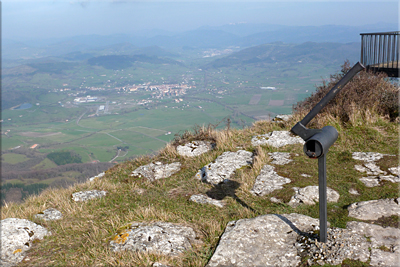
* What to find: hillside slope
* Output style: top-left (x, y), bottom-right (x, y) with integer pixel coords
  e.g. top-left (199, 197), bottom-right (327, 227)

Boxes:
top-left (1, 68), bottom-right (399, 266)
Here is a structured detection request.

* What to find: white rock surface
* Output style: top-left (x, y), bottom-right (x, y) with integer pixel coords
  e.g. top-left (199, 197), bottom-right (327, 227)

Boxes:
top-left (72, 190), bottom-right (107, 202)
top-left (288, 186), bottom-right (340, 207)
top-left (251, 165), bottom-right (291, 196)
top-left (251, 131), bottom-right (304, 148)
top-left (389, 166), bottom-right (400, 176)
top-left (273, 114), bottom-right (292, 122)
top-left (347, 221), bottom-right (400, 267)
top-left (268, 152), bottom-right (292, 165)
top-left (206, 213), bottom-right (320, 267)
top-left (34, 208), bottom-right (63, 221)
top-left (348, 198), bottom-right (400, 220)
top-left (89, 172), bottom-right (105, 182)
top-left (153, 263), bottom-right (171, 267)
top-left (0, 218), bottom-right (50, 267)
top-left (131, 162), bottom-right (181, 182)
top-left (110, 222), bottom-right (200, 256)
top-left (195, 150), bottom-right (252, 185)
top-left (359, 175), bottom-right (400, 187)
top-left (189, 194), bottom-right (225, 208)
top-left (349, 188), bottom-right (360, 195)
top-left (352, 152), bottom-right (385, 162)
top-left (176, 141), bottom-right (214, 157)
top-left (355, 163), bottom-right (387, 175)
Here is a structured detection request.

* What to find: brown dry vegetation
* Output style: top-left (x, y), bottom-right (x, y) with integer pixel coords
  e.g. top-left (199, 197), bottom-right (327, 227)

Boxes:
top-left (1, 65), bottom-right (399, 266)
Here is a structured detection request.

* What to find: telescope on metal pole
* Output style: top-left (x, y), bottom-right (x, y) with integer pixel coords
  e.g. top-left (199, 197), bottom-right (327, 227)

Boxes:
top-left (291, 62), bottom-right (365, 242)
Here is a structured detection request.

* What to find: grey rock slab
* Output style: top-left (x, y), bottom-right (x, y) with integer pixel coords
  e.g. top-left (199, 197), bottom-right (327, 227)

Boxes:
top-left (131, 162), bottom-right (181, 182)
top-left (195, 150), bottom-right (252, 185)
top-left (189, 194), bottom-right (224, 208)
top-left (299, 226), bottom-right (369, 266)
top-left (389, 166), bottom-right (400, 176)
top-left (347, 221), bottom-right (400, 267)
top-left (206, 213), bottom-right (320, 267)
top-left (89, 172), bottom-right (105, 182)
top-left (288, 186), bottom-right (340, 207)
top-left (273, 114), bottom-right (292, 122)
top-left (359, 176), bottom-right (381, 187)
top-left (352, 152), bottom-right (385, 162)
top-left (349, 188), bottom-right (360, 195)
top-left (110, 221), bottom-right (200, 256)
top-left (176, 141), bottom-right (214, 157)
top-left (72, 190), bottom-right (107, 202)
top-left (355, 163), bottom-right (386, 175)
top-left (34, 208), bottom-right (62, 221)
top-left (268, 152), bottom-right (292, 165)
top-left (251, 165), bottom-right (291, 196)
top-left (348, 198), bottom-right (400, 220)
top-left (251, 131), bottom-right (304, 148)
top-left (0, 218), bottom-right (50, 267)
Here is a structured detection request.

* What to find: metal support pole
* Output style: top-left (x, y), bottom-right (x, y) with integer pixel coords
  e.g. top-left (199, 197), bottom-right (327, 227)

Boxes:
top-left (318, 153), bottom-right (327, 243)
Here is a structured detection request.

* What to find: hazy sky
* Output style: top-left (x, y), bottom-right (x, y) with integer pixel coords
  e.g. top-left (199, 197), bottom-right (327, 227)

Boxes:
top-left (2, 0), bottom-right (399, 41)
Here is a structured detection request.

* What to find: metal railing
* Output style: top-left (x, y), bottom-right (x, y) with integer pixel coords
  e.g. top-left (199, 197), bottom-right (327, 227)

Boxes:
top-left (360, 31), bottom-right (399, 77)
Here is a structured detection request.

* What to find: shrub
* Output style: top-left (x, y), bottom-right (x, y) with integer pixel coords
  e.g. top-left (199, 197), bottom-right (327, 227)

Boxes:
top-left (293, 60), bottom-right (399, 124)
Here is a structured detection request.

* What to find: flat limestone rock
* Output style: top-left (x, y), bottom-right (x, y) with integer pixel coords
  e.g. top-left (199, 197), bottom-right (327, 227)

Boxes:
top-left (189, 194), bottom-right (224, 208)
top-left (176, 141), bottom-right (214, 157)
top-left (389, 166), bottom-right (400, 176)
top-left (288, 186), bottom-right (340, 207)
top-left (206, 213), bottom-right (320, 267)
top-left (34, 208), bottom-right (63, 221)
top-left (131, 162), bottom-right (181, 182)
top-left (0, 218), bottom-right (50, 267)
top-left (195, 150), bottom-right (252, 185)
top-left (89, 172), bottom-right (105, 182)
top-left (110, 221), bottom-right (200, 256)
top-left (352, 152), bottom-right (385, 162)
top-left (251, 165), bottom-right (291, 196)
top-left (355, 163), bottom-right (386, 175)
top-left (347, 221), bottom-right (400, 267)
top-left (268, 152), bottom-right (292, 165)
top-left (251, 131), bottom-right (304, 148)
top-left (72, 190), bottom-right (107, 202)
top-left (348, 198), bottom-right (400, 220)
top-left (273, 114), bottom-right (292, 122)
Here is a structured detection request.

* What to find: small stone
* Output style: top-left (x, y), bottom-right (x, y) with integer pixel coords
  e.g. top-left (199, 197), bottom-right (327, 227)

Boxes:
top-left (34, 208), bottom-right (62, 221)
top-left (251, 131), bottom-right (304, 148)
top-left (131, 162), bottom-right (181, 182)
top-left (195, 150), bottom-right (252, 185)
top-left (176, 141), bottom-right (214, 157)
top-left (251, 165), bottom-right (291, 196)
top-left (72, 190), bottom-right (107, 202)
top-left (189, 194), bottom-right (225, 208)
top-left (288, 186), bottom-right (340, 207)
top-left (388, 166), bottom-right (400, 176)
top-left (349, 188), bottom-right (359, 195)
top-left (268, 152), bottom-right (292, 165)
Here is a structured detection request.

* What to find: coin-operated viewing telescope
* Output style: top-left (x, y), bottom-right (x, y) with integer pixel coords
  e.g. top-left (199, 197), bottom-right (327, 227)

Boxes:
top-left (291, 62), bottom-right (365, 242)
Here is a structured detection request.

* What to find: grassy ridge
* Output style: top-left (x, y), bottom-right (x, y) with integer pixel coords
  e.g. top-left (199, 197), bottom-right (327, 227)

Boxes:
top-left (1, 111), bottom-right (398, 266)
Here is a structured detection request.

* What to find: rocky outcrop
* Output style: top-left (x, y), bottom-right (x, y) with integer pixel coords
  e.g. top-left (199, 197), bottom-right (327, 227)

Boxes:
top-left (89, 172), bottom-right (105, 182)
top-left (251, 165), bottom-right (291, 196)
top-left (251, 131), bottom-right (304, 148)
top-left (352, 152), bottom-right (386, 162)
top-left (195, 150), bottom-right (252, 185)
top-left (273, 114), bottom-right (292, 122)
top-left (206, 213), bottom-right (320, 267)
top-left (72, 190), bottom-right (107, 202)
top-left (347, 221), bottom-right (400, 267)
top-left (176, 141), bottom-right (214, 157)
top-left (34, 208), bottom-right (63, 221)
top-left (288, 186), bottom-right (340, 207)
top-left (110, 222), bottom-right (200, 256)
top-left (268, 152), bottom-right (293, 165)
top-left (189, 194), bottom-right (225, 208)
top-left (131, 162), bottom-right (181, 182)
top-left (347, 198), bottom-right (400, 220)
top-left (0, 218), bottom-right (50, 267)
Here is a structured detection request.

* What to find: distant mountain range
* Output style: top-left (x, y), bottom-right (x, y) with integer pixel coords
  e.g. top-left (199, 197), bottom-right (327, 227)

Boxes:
top-left (3, 22), bottom-right (397, 61)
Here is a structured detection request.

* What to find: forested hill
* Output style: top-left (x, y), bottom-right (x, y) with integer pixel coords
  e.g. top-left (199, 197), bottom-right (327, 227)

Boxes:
top-left (205, 42), bottom-right (360, 69)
